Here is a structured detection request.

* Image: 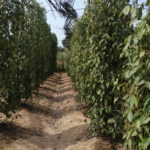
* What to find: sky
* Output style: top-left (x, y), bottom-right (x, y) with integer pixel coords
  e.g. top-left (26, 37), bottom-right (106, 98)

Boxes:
top-left (35, 0), bottom-right (147, 47)
top-left (36, 0), bottom-right (87, 47)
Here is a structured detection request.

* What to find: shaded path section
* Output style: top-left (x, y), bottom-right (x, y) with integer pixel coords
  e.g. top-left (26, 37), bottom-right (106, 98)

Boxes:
top-left (0, 73), bottom-right (119, 150)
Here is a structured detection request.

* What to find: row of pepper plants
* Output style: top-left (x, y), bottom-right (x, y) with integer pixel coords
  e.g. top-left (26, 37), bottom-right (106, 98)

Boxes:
top-left (68, 0), bottom-right (150, 149)
top-left (0, 0), bottom-right (57, 117)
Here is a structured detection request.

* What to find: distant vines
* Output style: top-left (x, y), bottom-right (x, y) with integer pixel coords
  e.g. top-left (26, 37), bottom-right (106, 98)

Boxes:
top-left (0, 0), bottom-right (57, 116)
top-left (69, 0), bottom-right (150, 149)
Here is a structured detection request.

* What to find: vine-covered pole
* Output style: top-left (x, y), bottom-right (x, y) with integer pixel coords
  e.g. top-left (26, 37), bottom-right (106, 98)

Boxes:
top-left (87, 0), bottom-right (91, 7)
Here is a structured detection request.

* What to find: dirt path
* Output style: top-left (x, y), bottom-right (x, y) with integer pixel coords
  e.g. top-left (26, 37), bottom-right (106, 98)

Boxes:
top-left (0, 73), bottom-right (119, 150)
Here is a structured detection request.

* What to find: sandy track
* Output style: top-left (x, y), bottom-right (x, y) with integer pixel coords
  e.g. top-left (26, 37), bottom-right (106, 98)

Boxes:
top-left (0, 73), bottom-right (119, 150)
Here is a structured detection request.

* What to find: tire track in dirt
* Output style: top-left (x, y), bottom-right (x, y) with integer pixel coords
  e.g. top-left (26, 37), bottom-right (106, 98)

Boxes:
top-left (0, 73), bottom-right (119, 150)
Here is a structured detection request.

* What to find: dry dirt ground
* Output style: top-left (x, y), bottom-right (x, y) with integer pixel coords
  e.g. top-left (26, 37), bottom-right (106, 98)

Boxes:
top-left (0, 73), bottom-right (120, 150)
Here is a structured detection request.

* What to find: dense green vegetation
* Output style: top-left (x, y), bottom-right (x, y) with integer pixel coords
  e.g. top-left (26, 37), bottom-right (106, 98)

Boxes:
top-left (0, 0), bottom-right (149, 149)
top-left (0, 0), bottom-right (57, 117)
top-left (68, 0), bottom-right (150, 149)
top-left (57, 47), bottom-right (70, 72)
top-left (122, 8), bottom-right (150, 149)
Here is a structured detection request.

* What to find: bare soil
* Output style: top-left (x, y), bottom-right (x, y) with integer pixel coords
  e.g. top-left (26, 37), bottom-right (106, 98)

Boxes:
top-left (0, 73), bottom-right (120, 150)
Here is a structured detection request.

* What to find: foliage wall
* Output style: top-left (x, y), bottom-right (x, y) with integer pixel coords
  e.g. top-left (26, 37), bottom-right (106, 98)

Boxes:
top-left (0, 0), bottom-right (57, 117)
top-left (122, 5), bottom-right (150, 149)
top-left (68, 0), bottom-right (150, 149)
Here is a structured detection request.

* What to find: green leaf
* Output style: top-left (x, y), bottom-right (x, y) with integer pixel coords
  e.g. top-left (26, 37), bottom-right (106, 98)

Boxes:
top-left (146, 82), bottom-right (150, 89)
top-left (140, 138), bottom-right (150, 149)
top-left (128, 111), bottom-right (133, 122)
top-left (108, 118), bottom-right (115, 124)
top-left (139, 51), bottom-right (145, 58)
top-left (143, 118), bottom-right (150, 124)
top-left (122, 6), bottom-right (130, 16)
top-left (131, 131), bottom-right (138, 137)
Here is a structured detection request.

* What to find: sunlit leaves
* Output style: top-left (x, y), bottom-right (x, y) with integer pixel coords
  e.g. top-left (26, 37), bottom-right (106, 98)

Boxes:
top-left (69, 0), bottom-right (150, 149)
top-left (122, 3), bottom-right (150, 149)
top-left (122, 5), bottom-right (131, 16)
top-left (69, 0), bottom-right (132, 140)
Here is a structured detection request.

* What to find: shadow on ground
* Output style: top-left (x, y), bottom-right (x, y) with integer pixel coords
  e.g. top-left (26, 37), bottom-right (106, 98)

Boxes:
top-left (0, 123), bottom-right (90, 150)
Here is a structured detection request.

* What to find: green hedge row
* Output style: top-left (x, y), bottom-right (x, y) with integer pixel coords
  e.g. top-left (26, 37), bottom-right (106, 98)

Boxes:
top-left (122, 8), bottom-right (150, 149)
top-left (0, 0), bottom-right (57, 117)
top-left (68, 0), bottom-right (150, 149)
